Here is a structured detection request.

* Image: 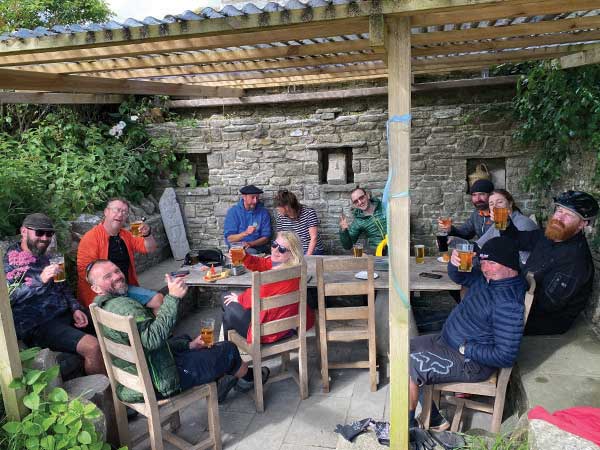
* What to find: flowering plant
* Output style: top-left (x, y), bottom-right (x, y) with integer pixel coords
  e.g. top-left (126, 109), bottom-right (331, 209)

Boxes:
top-left (5, 250), bottom-right (36, 298)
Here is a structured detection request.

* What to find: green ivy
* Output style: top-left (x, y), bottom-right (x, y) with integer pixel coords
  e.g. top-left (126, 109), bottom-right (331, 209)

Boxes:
top-left (513, 62), bottom-right (600, 195)
top-left (0, 98), bottom-right (187, 238)
top-left (0, 348), bottom-right (125, 450)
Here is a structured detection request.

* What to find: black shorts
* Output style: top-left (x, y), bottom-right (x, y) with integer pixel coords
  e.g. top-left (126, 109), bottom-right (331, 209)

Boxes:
top-left (23, 310), bottom-right (95, 354)
top-left (409, 334), bottom-right (494, 387)
top-left (175, 341), bottom-right (243, 391)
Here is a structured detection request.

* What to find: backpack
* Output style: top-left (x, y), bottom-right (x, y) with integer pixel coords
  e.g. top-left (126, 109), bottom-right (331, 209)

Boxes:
top-left (184, 248), bottom-right (225, 266)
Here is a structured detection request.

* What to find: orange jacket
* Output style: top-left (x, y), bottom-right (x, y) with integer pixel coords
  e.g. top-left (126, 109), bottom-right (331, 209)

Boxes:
top-left (77, 224), bottom-right (147, 307)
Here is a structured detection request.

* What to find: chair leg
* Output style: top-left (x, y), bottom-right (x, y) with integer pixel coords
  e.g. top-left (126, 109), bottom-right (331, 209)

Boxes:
top-left (147, 411), bottom-right (165, 450)
top-left (490, 392), bottom-right (506, 433)
top-left (450, 399), bottom-right (465, 432)
top-left (169, 411), bottom-right (181, 432)
top-left (368, 323), bottom-right (377, 392)
top-left (281, 352), bottom-right (290, 374)
top-left (298, 337), bottom-right (309, 400)
top-left (317, 312), bottom-right (330, 393)
top-left (207, 382), bottom-right (222, 450)
top-left (420, 386), bottom-right (433, 429)
top-left (114, 400), bottom-right (131, 448)
top-left (253, 355), bottom-right (265, 413)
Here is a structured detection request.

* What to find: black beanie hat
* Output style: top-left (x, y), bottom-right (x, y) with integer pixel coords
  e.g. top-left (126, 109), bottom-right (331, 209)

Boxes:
top-left (470, 179), bottom-right (494, 195)
top-left (479, 236), bottom-right (520, 272)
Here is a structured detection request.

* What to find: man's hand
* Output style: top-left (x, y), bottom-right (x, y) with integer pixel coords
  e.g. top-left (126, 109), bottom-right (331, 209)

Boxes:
top-left (40, 264), bottom-right (60, 284)
top-left (450, 249), bottom-right (461, 267)
top-left (339, 213), bottom-right (349, 230)
top-left (165, 274), bottom-right (188, 298)
top-left (245, 225), bottom-right (257, 236)
top-left (73, 310), bottom-right (88, 328)
top-left (189, 335), bottom-right (208, 350)
top-left (139, 223), bottom-right (151, 237)
top-left (437, 218), bottom-right (451, 234)
top-left (224, 293), bottom-right (239, 306)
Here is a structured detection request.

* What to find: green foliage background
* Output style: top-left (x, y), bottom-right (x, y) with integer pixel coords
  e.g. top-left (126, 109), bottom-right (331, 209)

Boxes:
top-left (0, 99), bottom-right (183, 238)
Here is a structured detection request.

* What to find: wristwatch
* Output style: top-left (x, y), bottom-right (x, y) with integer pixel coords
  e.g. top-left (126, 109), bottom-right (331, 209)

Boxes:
top-left (459, 344), bottom-right (466, 355)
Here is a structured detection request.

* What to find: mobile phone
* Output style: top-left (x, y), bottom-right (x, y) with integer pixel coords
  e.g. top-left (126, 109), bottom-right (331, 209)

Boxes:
top-left (419, 272), bottom-right (442, 279)
top-left (170, 270), bottom-right (190, 278)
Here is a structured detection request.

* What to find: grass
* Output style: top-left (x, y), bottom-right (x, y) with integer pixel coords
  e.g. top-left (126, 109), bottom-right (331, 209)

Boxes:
top-left (463, 433), bottom-right (528, 450)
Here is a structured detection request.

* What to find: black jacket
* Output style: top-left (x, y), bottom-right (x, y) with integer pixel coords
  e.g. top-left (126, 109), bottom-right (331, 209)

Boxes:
top-left (503, 224), bottom-right (594, 335)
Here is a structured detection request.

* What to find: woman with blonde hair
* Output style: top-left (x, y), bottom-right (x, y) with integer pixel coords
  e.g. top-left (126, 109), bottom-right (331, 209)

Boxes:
top-left (222, 231), bottom-right (315, 346)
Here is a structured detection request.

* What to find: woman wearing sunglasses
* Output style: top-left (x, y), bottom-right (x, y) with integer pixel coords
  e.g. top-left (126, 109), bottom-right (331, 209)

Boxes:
top-left (275, 190), bottom-right (324, 255)
top-left (339, 187), bottom-right (387, 252)
top-left (222, 231), bottom-right (315, 347)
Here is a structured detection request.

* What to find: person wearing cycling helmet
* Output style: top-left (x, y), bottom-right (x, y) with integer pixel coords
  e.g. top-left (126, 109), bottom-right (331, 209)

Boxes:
top-left (499, 190), bottom-right (598, 335)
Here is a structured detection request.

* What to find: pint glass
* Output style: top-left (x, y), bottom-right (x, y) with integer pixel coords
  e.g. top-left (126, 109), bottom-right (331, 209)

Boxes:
top-left (436, 234), bottom-right (450, 262)
top-left (414, 245), bottom-right (425, 264)
top-left (50, 255), bottom-right (66, 282)
top-left (230, 242), bottom-right (245, 266)
top-left (493, 207), bottom-right (509, 231)
top-left (353, 243), bottom-right (364, 257)
top-left (457, 243), bottom-right (474, 272)
top-left (130, 221), bottom-right (143, 237)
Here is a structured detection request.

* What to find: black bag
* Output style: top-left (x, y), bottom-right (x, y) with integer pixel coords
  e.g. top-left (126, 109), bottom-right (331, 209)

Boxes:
top-left (184, 248), bottom-right (225, 266)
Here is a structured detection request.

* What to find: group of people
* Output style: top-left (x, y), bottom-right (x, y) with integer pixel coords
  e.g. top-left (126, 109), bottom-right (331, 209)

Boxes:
top-left (224, 184), bottom-right (388, 256)
top-left (4, 180), bottom-right (599, 434)
top-left (410, 180), bottom-right (598, 430)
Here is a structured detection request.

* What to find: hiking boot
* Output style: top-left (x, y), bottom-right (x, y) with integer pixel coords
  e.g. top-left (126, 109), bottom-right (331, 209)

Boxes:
top-left (217, 374), bottom-right (238, 403)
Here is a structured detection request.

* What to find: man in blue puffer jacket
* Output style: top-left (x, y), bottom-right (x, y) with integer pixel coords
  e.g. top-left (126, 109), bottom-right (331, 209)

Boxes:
top-left (408, 236), bottom-right (527, 431)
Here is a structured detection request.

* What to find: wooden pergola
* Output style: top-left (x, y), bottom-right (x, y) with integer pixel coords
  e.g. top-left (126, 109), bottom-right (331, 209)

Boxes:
top-left (1, 0), bottom-right (600, 447)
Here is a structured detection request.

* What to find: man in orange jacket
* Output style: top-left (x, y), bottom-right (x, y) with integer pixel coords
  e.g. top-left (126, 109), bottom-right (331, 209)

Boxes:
top-left (77, 198), bottom-right (163, 310)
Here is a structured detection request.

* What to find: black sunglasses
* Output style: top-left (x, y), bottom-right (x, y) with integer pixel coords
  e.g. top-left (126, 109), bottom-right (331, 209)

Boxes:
top-left (27, 227), bottom-right (54, 238)
top-left (271, 241), bottom-right (289, 254)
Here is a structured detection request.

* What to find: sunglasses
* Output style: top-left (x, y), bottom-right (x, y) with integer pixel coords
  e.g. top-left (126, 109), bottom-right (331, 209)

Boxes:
top-left (27, 227), bottom-right (54, 238)
top-left (271, 241), bottom-right (289, 254)
top-left (352, 193), bottom-right (367, 205)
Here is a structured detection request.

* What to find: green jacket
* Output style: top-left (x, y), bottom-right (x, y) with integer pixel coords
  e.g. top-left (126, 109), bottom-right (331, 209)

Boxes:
top-left (94, 293), bottom-right (190, 403)
top-left (339, 197), bottom-right (387, 250)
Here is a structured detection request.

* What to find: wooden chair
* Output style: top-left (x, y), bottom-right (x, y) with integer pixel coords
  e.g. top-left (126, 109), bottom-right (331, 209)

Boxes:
top-left (420, 272), bottom-right (536, 433)
top-left (315, 256), bottom-right (377, 393)
top-left (89, 304), bottom-right (222, 450)
top-left (227, 262), bottom-right (309, 412)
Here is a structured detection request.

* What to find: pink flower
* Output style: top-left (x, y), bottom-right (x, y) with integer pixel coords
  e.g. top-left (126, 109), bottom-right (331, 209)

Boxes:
top-left (24, 277), bottom-right (34, 286)
top-left (6, 267), bottom-right (26, 281)
top-left (7, 250), bottom-right (36, 267)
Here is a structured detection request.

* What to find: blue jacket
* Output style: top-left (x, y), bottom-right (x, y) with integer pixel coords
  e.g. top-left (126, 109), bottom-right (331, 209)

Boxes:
top-left (442, 263), bottom-right (526, 368)
top-left (3, 243), bottom-right (82, 339)
top-left (223, 199), bottom-right (272, 248)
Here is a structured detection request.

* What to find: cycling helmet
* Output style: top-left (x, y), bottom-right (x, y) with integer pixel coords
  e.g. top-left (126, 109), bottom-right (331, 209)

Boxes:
top-left (554, 190), bottom-right (599, 220)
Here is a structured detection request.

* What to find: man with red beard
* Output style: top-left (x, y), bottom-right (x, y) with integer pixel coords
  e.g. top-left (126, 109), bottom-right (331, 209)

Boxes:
top-left (501, 191), bottom-right (598, 335)
top-left (439, 179), bottom-right (495, 240)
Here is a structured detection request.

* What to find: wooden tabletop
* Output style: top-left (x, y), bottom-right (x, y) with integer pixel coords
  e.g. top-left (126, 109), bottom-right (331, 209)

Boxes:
top-left (184, 256), bottom-right (460, 292)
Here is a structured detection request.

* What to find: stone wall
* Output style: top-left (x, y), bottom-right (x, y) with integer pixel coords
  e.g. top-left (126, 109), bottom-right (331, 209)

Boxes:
top-left (151, 88), bottom-right (536, 256)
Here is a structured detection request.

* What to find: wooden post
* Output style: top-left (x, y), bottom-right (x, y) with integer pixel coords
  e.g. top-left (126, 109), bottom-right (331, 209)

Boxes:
top-left (386, 16), bottom-right (411, 449)
top-left (0, 251), bottom-right (25, 420)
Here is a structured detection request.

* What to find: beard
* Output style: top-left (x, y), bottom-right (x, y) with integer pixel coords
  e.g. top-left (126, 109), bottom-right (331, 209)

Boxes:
top-left (544, 218), bottom-right (580, 242)
top-left (473, 201), bottom-right (488, 211)
top-left (106, 280), bottom-right (128, 296)
top-left (26, 237), bottom-right (50, 257)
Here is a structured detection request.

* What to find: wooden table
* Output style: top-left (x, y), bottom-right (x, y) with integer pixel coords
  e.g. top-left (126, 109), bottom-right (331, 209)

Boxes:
top-left (184, 256), bottom-right (460, 291)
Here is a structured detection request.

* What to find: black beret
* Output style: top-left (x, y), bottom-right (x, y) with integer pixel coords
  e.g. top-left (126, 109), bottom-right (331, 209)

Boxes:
top-left (22, 213), bottom-right (55, 231)
top-left (240, 185), bottom-right (264, 195)
top-left (470, 179), bottom-right (494, 195)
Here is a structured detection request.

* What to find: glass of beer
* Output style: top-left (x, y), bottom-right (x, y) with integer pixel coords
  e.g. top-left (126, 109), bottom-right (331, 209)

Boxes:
top-left (230, 242), bottom-right (245, 266)
top-left (353, 243), bottom-right (364, 257)
top-left (130, 221), bottom-right (143, 237)
top-left (436, 234), bottom-right (450, 262)
top-left (50, 254), bottom-right (66, 283)
top-left (457, 243), bottom-right (475, 272)
top-left (414, 244), bottom-right (425, 264)
top-left (200, 318), bottom-right (215, 347)
top-left (493, 207), bottom-right (509, 231)
top-left (439, 217), bottom-right (452, 235)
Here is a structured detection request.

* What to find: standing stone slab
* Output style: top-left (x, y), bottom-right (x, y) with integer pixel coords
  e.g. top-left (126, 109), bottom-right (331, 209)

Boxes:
top-left (159, 188), bottom-right (190, 260)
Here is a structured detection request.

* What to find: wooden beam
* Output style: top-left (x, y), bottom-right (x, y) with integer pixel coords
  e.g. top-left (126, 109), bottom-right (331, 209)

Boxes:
top-left (11, 39), bottom-right (376, 75)
top-left (0, 68), bottom-right (243, 97)
top-left (84, 52), bottom-right (384, 80)
top-left (412, 14), bottom-right (600, 46)
top-left (0, 92), bottom-right (124, 104)
top-left (0, 252), bottom-right (25, 420)
top-left (168, 76), bottom-right (517, 108)
top-left (386, 16), bottom-right (411, 450)
top-left (369, 15), bottom-right (386, 52)
top-left (557, 44), bottom-right (600, 68)
top-left (0, 0), bottom-right (555, 55)
top-left (0, 20), bottom-right (369, 67)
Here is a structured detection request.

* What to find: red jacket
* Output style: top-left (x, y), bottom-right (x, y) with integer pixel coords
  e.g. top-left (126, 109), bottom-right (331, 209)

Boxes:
top-left (239, 254), bottom-right (315, 344)
top-left (77, 224), bottom-right (147, 307)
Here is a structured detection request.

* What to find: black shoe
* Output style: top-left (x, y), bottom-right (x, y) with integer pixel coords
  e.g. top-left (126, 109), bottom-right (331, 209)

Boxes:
top-left (217, 374), bottom-right (238, 403)
top-left (235, 367), bottom-right (270, 393)
top-left (126, 406), bottom-right (139, 419)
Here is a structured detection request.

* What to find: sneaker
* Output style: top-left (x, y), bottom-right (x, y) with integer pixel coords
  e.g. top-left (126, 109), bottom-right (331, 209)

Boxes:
top-left (235, 367), bottom-right (270, 393)
top-left (217, 374), bottom-right (238, 403)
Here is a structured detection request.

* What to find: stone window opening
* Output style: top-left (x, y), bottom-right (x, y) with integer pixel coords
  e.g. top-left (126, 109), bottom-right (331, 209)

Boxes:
top-left (176, 153), bottom-right (209, 188)
top-left (466, 158), bottom-right (506, 193)
top-left (318, 147), bottom-right (354, 185)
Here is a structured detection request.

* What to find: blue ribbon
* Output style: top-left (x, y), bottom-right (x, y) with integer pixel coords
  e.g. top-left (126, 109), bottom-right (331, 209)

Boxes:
top-left (382, 114), bottom-right (412, 310)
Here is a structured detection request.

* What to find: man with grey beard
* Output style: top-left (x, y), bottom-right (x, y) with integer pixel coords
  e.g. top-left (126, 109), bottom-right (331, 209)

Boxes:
top-left (500, 191), bottom-right (598, 335)
top-left (3, 213), bottom-right (104, 374)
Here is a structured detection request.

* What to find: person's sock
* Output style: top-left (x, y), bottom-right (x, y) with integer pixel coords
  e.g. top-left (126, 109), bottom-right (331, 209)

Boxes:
top-left (409, 410), bottom-right (418, 429)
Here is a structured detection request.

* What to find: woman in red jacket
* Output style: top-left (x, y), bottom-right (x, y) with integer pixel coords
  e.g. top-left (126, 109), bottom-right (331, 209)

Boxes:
top-left (222, 231), bottom-right (315, 344)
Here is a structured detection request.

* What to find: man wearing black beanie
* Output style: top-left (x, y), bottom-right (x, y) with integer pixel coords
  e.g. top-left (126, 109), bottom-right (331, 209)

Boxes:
top-left (439, 179), bottom-right (495, 240)
top-left (408, 236), bottom-right (527, 430)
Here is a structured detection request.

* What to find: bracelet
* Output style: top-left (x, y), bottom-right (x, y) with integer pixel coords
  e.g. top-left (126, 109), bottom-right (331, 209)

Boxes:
top-left (142, 225), bottom-right (152, 238)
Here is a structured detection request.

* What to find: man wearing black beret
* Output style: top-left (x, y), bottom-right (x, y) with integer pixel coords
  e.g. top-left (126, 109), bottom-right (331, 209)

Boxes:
top-left (223, 184), bottom-right (272, 254)
top-left (439, 179), bottom-right (495, 240)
